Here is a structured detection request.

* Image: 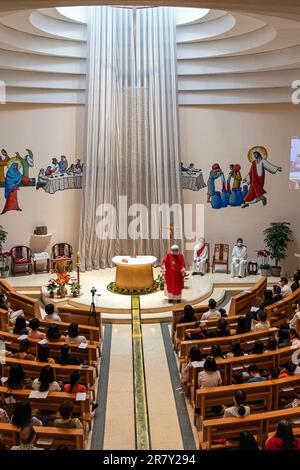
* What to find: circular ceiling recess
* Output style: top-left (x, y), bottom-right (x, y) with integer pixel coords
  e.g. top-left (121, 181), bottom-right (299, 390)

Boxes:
top-left (0, 5), bottom-right (299, 104)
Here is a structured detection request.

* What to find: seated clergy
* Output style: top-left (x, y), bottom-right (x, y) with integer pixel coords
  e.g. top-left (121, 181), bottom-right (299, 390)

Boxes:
top-left (231, 238), bottom-right (247, 278)
top-left (192, 237), bottom-right (208, 276)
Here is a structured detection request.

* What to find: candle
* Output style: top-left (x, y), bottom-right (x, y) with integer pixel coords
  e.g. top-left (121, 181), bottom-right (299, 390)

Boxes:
top-left (77, 251), bottom-right (81, 264)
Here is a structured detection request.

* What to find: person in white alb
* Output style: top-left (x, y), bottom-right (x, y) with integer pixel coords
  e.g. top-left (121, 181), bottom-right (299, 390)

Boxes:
top-left (231, 238), bottom-right (247, 278)
top-left (192, 237), bottom-right (208, 276)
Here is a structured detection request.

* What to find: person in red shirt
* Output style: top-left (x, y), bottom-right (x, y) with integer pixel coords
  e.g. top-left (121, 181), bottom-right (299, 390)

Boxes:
top-left (162, 245), bottom-right (186, 303)
top-left (64, 370), bottom-right (86, 393)
top-left (278, 361), bottom-right (297, 379)
top-left (265, 420), bottom-right (300, 450)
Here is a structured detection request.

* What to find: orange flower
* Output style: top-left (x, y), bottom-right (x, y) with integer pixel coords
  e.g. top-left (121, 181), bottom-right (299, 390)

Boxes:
top-left (57, 271), bottom-right (71, 285)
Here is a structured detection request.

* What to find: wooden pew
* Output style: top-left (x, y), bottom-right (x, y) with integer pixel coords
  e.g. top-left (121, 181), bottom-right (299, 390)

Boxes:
top-left (228, 276), bottom-right (267, 316)
top-left (200, 407), bottom-right (300, 450)
top-left (57, 304), bottom-right (102, 334)
top-left (265, 287), bottom-right (300, 327)
top-left (0, 422), bottom-right (84, 450)
top-left (9, 291), bottom-right (42, 320)
top-left (0, 279), bottom-right (16, 297)
top-left (195, 380), bottom-right (273, 422)
top-left (0, 357), bottom-right (95, 391)
top-left (0, 330), bottom-right (98, 367)
top-left (179, 328), bottom-right (278, 364)
top-left (0, 386), bottom-right (91, 428)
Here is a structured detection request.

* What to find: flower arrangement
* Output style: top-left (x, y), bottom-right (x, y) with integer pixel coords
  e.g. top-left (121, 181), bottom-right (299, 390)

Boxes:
top-left (69, 278), bottom-right (81, 297)
top-left (155, 271), bottom-right (165, 290)
top-left (257, 249), bottom-right (271, 269)
top-left (47, 278), bottom-right (58, 293)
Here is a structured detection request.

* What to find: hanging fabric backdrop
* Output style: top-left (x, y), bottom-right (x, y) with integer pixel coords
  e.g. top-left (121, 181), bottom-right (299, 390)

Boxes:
top-left (80, 6), bottom-right (183, 270)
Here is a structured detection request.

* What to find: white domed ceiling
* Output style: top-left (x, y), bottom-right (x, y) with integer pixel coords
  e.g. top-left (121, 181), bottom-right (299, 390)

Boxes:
top-left (0, 5), bottom-right (300, 104)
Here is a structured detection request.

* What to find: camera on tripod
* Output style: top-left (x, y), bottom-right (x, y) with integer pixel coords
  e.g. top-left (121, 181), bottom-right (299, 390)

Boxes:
top-left (90, 287), bottom-right (97, 297)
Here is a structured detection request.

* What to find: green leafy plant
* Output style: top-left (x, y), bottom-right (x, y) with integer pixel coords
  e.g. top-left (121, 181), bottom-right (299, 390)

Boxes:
top-left (69, 279), bottom-right (81, 294)
top-left (155, 273), bottom-right (165, 287)
top-left (263, 222), bottom-right (293, 267)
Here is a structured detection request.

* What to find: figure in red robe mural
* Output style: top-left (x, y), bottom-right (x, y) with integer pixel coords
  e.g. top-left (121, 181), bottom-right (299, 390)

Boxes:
top-left (1, 162), bottom-right (31, 214)
top-left (162, 245), bottom-right (186, 303)
top-left (242, 146), bottom-right (282, 208)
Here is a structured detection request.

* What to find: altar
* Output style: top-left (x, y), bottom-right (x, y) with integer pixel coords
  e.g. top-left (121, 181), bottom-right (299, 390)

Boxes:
top-left (112, 255), bottom-right (157, 291)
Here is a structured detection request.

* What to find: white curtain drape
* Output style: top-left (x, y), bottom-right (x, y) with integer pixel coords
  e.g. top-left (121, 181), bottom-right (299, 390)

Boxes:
top-left (80, 6), bottom-right (183, 270)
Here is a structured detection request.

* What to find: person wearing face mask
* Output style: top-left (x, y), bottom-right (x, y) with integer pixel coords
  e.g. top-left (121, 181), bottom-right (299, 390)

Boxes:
top-left (162, 245), bottom-right (186, 303)
top-left (231, 238), bottom-right (247, 278)
top-left (192, 237), bottom-right (208, 276)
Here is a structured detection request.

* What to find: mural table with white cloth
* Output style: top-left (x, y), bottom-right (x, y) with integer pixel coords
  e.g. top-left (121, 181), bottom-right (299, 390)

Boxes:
top-left (44, 174), bottom-right (82, 194)
top-left (181, 170), bottom-right (206, 191)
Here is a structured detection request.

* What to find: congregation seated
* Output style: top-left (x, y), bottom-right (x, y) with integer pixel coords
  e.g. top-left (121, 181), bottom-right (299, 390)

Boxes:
top-left (66, 323), bottom-right (87, 344)
top-left (238, 431), bottom-right (260, 451)
top-left (291, 273), bottom-right (300, 292)
top-left (28, 318), bottom-right (45, 340)
top-left (278, 329), bottom-right (292, 349)
top-left (2, 363), bottom-right (32, 389)
top-left (278, 361), bottom-right (297, 379)
top-left (280, 277), bottom-right (292, 298)
top-left (200, 299), bottom-right (221, 321)
top-left (8, 308), bottom-right (24, 326)
top-left (226, 339), bottom-right (246, 358)
top-left (177, 305), bottom-right (196, 324)
top-left (207, 318), bottom-right (230, 338)
top-left (58, 344), bottom-right (80, 366)
top-left (250, 339), bottom-right (265, 355)
top-left (11, 425), bottom-right (43, 451)
top-left (46, 324), bottom-right (66, 342)
top-left (54, 400), bottom-right (83, 429)
top-left (211, 344), bottom-right (226, 360)
top-left (32, 365), bottom-right (61, 392)
top-left (12, 316), bottom-right (28, 335)
top-left (13, 339), bottom-right (35, 361)
top-left (265, 419), bottom-right (300, 450)
top-left (12, 400), bottom-right (42, 427)
top-left (272, 285), bottom-right (283, 303)
top-left (223, 390), bottom-right (250, 418)
top-left (251, 311), bottom-right (270, 331)
top-left (289, 303), bottom-right (300, 331)
top-left (185, 321), bottom-right (207, 340)
top-left (181, 346), bottom-right (202, 390)
top-left (235, 315), bottom-right (251, 335)
top-left (247, 364), bottom-right (266, 382)
top-left (44, 303), bottom-right (61, 322)
top-left (37, 344), bottom-right (55, 364)
top-left (269, 366), bottom-right (281, 380)
top-left (198, 357), bottom-right (222, 388)
top-left (265, 337), bottom-right (278, 352)
top-left (257, 289), bottom-right (274, 312)
top-left (64, 370), bottom-right (86, 393)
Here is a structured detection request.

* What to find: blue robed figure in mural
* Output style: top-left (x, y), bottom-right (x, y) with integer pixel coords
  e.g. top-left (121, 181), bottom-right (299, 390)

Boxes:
top-left (1, 162), bottom-right (31, 214)
top-left (207, 163), bottom-right (228, 209)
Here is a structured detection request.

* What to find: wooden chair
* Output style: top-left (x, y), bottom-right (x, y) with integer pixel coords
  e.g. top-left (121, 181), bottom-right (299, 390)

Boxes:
top-left (212, 243), bottom-right (229, 274)
top-left (11, 246), bottom-right (32, 276)
top-left (51, 243), bottom-right (73, 272)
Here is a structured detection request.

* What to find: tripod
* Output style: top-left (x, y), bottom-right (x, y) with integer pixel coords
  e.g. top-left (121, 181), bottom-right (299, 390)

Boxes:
top-left (89, 297), bottom-right (98, 326)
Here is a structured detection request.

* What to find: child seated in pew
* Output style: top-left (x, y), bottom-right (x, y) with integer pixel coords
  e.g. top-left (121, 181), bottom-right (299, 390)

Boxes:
top-left (207, 318), bottom-right (231, 338)
top-left (44, 303), bottom-right (61, 322)
top-left (211, 344), bottom-right (226, 360)
top-left (265, 419), bottom-right (300, 450)
top-left (36, 344), bottom-right (55, 364)
top-left (247, 364), bottom-right (266, 383)
top-left (251, 339), bottom-right (265, 355)
top-left (13, 339), bottom-right (35, 361)
top-left (177, 305), bottom-right (196, 324)
top-left (1, 363), bottom-right (32, 389)
top-left (181, 346), bottom-right (202, 390)
top-left (279, 361), bottom-right (297, 379)
top-left (46, 324), bottom-right (66, 343)
top-left (53, 400), bottom-right (83, 429)
top-left (273, 285), bottom-right (283, 303)
top-left (58, 344), bottom-right (80, 366)
top-left (235, 315), bottom-right (251, 335)
top-left (251, 311), bottom-right (270, 331)
top-left (12, 316), bottom-right (28, 336)
top-left (66, 323), bottom-right (87, 344)
top-left (226, 339), bottom-right (247, 358)
top-left (238, 431), bottom-right (260, 450)
top-left (223, 389), bottom-right (251, 418)
top-left (12, 400), bottom-right (42, 427)
top-left (198, 357), bottom-right (222, 388)
top-left (11, 425), bottom-right (44, 451)
top-left (28, 318), bottom-right (46, 340)
top-left (32, 365), bottom-right (62, 392)
top-left (268, 367), bottom-right (281, 380)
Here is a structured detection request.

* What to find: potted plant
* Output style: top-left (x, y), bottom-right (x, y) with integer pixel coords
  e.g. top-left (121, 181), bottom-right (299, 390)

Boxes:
top-left (155, 272), bottom-right (165, 290)
top-left (47, 278), bottom-right (58, 298)
top-left (69, 279), bottom-right (81, 297)
top-left (263, 222), bottom-right (293, 276)
top-left (257, 249), bottom-right (271, 276)
top-left (56, 272), bottom-right (71, 298)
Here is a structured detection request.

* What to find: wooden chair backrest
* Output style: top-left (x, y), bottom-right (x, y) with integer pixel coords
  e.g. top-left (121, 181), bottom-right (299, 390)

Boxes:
top-left (265, 287), bottom-right (300, 327)
top-left (213, 244), bottom-right (229, 262)
top-left (11, 246), bottom-right (32, 261)
top-left (52, 243), bottom-right (73, 259)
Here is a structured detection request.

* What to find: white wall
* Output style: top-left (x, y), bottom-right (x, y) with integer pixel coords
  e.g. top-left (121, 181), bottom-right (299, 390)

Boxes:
top-left (0, 103), bottom-right (84, 255)
top-left (179, 103), bottom-right (300, 274)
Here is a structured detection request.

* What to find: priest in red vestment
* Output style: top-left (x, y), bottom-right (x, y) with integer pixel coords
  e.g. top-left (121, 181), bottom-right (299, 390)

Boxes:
top-left (162, 245), bottom-right (186, 303)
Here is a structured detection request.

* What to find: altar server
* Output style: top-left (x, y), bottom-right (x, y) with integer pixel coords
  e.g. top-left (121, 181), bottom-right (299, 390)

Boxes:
top-left (162, 245), bottom-right (186, 303)
top-left (192, 237), bottom-right (208, 276)
top-left (231, 238), bottom-right (247, 278)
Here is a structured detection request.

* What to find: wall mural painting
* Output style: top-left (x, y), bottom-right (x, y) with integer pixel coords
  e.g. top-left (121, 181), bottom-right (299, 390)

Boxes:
top-left (0, 149), bottom-right (36, 215)
top-left (205, 147), bottom-right (282, 210)
top-left (36, 156), bottom-right (83, 194)
top-left (181, 162), bottom-right (207, 191)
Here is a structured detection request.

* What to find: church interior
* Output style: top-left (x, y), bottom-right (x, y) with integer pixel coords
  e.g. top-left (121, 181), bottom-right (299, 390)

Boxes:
top-left (0, 0), bottom-right (300, 454)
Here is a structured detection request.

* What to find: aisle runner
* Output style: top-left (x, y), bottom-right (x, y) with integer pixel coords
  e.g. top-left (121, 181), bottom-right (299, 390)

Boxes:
top-left (131, 296), bottom-right (151, 450)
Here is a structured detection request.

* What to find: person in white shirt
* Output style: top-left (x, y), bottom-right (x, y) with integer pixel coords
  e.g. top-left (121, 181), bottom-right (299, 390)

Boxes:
top-left (44, 303), bottom-right (61, 322)
top-left (231, 238), bottom-right (247, 278)
top-left (192, 237), bottom-right (208, 276)
top-left (201, 298), bottom-right (221, 321)
top-left (223, 390), bottom-right (250, 418)
top-left (11, 426), bottom-right (44, 451)
top-left (66, 323), bottom-right (87, 344)
top-left (280, 277), bottom-right (292, 298)
top-left (252, 311), bottom-right (271, 331)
